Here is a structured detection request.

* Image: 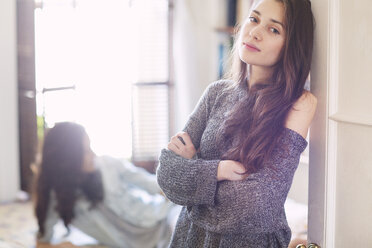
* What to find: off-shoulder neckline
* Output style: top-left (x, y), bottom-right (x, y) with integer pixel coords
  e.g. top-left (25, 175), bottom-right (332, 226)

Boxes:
top-left (283, 127), bottom-right (308, 149)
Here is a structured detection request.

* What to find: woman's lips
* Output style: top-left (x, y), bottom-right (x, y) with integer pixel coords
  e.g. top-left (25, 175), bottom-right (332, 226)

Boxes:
top-left (243, 42), bottom-right (261, 52)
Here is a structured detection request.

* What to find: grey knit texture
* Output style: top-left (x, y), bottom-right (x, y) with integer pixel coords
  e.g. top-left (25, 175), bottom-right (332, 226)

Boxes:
top-left (157, 80), bottom-right (308, 248)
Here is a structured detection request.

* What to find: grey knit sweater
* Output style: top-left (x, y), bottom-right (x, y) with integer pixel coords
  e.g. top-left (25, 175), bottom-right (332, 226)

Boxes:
top-left (156, 80), bottom-right (308, 248)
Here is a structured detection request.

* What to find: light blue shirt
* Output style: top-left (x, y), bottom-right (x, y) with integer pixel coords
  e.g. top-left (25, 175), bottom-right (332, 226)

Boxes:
top-left (39, 156), bottom-right (175, 248)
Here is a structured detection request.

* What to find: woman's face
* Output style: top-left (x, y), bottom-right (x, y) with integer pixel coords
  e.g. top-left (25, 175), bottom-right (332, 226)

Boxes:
top-left (238, 0), bottom-right (286, 68)
top-left (82, 134), bottom-right (96, 173)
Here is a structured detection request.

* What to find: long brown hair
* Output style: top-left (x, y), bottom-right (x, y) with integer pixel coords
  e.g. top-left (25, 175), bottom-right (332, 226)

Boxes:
top-left (219, 0), bottom-right (314, 174)
top-left (35, 122), bottom-right (103, 236)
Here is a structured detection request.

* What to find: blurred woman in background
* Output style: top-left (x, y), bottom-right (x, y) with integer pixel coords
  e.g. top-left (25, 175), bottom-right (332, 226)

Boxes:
top-left (35, 122), bottom-right (177, 248)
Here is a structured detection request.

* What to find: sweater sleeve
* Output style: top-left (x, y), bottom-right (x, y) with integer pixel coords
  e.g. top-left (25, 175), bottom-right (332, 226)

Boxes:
top-left (156, 82), bottom-right (225, 206)
top-left (157, 149), bottom-right (220, 206)
top-left (188, 127), bottom-right (308, 234)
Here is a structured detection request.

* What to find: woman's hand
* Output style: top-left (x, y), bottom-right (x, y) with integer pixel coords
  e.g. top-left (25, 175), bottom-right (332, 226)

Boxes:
top-left (217, 160), bottom-right (247, 181)
top-left (167, 132), bottom-right (196, 159)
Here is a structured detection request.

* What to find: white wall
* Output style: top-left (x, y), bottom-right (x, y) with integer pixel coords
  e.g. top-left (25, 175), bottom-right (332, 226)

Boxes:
top-left (334, 0), bottom-right (372, 246)
top-left (0, 0), bottom-right (20, 202)
top-left (173, 0), bottom-right (222, 131)
top-left (309, 0), bottom-right (372, 246)
top-left (288, 160), bottom-right (309, 205)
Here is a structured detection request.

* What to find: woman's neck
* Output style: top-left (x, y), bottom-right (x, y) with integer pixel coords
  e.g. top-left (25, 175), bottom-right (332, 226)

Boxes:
top-left (247, 65), bottom-right (274, 88)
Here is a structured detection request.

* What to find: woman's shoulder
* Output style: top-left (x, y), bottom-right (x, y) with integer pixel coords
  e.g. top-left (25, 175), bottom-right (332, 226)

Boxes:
top-left (206, 79), bottom-right (234, 93)
top-left (202, 80), bottom-right (237, 104)
top-left (294, 90), bottom-right (318, 109)
top-left (285, 90), bottom-right (318, 139)
top-left (210, 79), bottom-right (234, 87)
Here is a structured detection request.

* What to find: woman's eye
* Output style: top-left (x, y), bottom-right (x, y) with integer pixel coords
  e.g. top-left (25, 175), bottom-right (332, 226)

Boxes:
top-left (270, 27), bottom-right (280, 34)
top-left (249, 16), bottom-right (258, 23)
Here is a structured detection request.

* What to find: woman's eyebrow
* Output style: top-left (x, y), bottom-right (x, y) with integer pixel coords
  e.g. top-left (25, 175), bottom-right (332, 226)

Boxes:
top-left (252, 10), bottom-right (284, 28)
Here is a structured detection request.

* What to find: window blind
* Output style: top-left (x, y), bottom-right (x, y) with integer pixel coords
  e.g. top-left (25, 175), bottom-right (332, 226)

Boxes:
top-left (131, 0), bottom-right (171, 163)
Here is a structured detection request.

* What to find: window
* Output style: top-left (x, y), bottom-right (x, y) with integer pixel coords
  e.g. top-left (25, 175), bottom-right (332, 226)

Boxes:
top-left (35, 0), bottom-right (172, 164)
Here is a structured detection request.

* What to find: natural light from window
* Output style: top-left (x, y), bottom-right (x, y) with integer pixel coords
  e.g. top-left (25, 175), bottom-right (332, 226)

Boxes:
top-left (35, 0), bottom-right (142, 158)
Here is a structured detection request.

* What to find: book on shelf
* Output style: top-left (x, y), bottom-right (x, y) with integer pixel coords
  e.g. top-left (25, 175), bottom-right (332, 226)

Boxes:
top-left (227, 0), bottom-right (237, 27)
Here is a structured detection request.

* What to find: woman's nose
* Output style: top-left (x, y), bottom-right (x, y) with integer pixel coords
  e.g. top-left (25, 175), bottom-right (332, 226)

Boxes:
top-left (249, 26), bottom-right (263, 41)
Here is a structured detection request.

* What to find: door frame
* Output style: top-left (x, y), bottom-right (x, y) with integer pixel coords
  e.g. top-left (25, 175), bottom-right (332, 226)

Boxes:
top-left (324, 0), bottom-right (339, 246)
top-left (308, 0), bottom-right (340, 247)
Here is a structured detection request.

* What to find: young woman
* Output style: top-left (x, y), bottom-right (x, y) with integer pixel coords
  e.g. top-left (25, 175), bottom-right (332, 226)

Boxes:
top-left (35, 122), bottom-right (177, 248)
top-left (156, 0), bottom-right (317, 247)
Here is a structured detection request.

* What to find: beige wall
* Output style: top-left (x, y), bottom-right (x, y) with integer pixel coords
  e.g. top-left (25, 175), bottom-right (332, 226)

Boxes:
top-left (334, 0), bottom-right (372, 247)
top-left (336, 123), bottom-right (372, 247)
top-left (311, 0), bottom-right (372, 246)
top-left (0, 0), bottom-right (20, 202)
top-left (338, 1), bottom-right (372, 116)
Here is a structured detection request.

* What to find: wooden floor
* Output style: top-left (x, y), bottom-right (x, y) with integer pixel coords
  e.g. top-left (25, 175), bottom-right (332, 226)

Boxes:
top-left (0, 201), bottom-right (105, 248)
